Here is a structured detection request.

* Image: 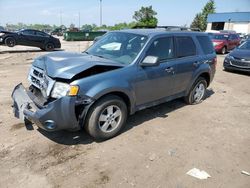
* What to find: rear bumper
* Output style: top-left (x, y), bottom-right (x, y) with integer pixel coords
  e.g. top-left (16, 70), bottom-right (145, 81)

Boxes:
top-left (12, 83), bottom-right (80, 131)
top-left (55, 42), bottom-right (61, 49)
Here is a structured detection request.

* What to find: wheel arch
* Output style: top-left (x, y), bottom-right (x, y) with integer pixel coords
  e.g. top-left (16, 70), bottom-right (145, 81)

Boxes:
top-left (199, 72), bottom-right (210, 87)
top-left (185, 71), bottom-right (211, 96)
top-left (93, 91), bottom-right (132, 115)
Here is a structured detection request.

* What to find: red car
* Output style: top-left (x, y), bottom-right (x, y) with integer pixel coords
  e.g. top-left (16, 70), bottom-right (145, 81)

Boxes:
top-left (209, 33), bottom-right (241, 54)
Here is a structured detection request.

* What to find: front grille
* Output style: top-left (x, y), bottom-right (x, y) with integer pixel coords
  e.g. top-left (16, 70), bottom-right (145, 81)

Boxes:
top-left (28, 66), bottom-right (55, 98)
top-left (230, 60), bottom-right (250, 68)
top-left (233, 56), bottom-right (250, 61)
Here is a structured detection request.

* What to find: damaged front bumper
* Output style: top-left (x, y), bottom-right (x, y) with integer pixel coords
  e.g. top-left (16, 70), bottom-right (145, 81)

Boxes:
top-left (12, 83), bottom-right (80, 131)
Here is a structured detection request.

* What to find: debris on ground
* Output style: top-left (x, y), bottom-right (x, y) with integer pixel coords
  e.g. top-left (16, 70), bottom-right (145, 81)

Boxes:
top-left (149, 153), bottom-right (156, 161)
top-left (186, 168), bottom-right (211, 180)
top-left (241, 171), bottom-right (250, 176)
top-left (168, 148), bottom-right (177, 156)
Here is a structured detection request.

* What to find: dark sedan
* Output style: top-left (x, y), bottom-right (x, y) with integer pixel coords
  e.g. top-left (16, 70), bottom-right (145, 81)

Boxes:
top-left (224, 40), bottom-right (250, 72)
top-left (0, 29), bottom-right (61, 51)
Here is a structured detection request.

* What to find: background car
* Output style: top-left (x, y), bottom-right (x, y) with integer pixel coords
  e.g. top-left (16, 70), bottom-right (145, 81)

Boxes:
top-left (209, 32), bottom-right (241, 54)
top-left (0, 26), bottom-right (4, 31)
top-left (0, 29), bottom-right (61, 51)
top-left (223, 40), bottom-right (250, 72)
top-left (240, 34), bottom-right (250, 44)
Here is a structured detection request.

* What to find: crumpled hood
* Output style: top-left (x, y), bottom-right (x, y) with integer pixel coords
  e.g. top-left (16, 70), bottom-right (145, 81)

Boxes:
top-left (32, 52), bottom-right (123, 79)
top-left (230, 49), bottom-right (250, 60)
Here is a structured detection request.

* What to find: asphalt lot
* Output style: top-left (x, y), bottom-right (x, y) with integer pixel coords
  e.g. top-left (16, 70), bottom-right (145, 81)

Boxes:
top-left (0, 39), bottom-right (250, 188)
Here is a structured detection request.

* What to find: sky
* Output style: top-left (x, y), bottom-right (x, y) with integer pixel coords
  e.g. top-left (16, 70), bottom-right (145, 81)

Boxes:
top-left (0, 0), bottom-right (250, 27)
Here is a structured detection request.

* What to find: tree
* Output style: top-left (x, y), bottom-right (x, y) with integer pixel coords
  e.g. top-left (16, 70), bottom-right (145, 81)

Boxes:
top-left (190, 0), bottom-right (215, 31)
top-left (69, 23), bottom-right (75, 29)
top-left (190, 13), bottom-right (203, 30)
top-left (133, 6), bottom-right (158, 27)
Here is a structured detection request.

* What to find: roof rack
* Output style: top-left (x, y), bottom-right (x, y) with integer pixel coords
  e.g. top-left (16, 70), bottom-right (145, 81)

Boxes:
top-left (132, 25), bottom-right (201, 32)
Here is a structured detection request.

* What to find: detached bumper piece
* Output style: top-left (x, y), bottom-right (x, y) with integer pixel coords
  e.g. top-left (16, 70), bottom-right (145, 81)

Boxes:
top-left (11, 83), bottom-right (80, 131)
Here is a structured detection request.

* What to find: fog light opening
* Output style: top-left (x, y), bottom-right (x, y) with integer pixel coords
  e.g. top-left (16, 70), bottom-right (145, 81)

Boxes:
top-left (44, 120), bottom-right (56, 130)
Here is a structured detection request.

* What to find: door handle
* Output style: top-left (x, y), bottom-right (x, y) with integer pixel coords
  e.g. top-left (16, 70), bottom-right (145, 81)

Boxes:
top-left (165, 67), bottom-right (174, 73)
top-left (193, 61), bottom-right (202, 67)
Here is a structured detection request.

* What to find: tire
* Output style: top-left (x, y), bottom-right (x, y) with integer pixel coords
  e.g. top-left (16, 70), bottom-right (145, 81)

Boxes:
top-left (85, 95), bottom-right (128, 140)
top-left (5, 37), bottom-right (16, 47)
top-left (185, 77), bottom-right (207, 105)
top-left (221, 46), bottom-right (227, 55)
top-left (44, 43), bottom-right (55, 51)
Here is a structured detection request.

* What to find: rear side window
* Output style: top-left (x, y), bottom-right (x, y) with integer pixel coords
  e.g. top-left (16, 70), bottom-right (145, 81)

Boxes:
top-left (146, 37), bottom-right (174, 61)
top-left (196, 36), bottom-right (214, 55)
top-left (36, 31), bottom-right (48, 37)
top-left (176, 37), bottom-right (196, 58)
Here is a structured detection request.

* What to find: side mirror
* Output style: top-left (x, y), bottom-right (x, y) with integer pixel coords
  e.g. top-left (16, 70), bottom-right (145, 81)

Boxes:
top-left (140, 56), bottom-right (159, 67)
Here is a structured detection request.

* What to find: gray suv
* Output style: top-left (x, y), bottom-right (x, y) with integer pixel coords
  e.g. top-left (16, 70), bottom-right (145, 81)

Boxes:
top-left (12, 29), bottom-right (216, 140)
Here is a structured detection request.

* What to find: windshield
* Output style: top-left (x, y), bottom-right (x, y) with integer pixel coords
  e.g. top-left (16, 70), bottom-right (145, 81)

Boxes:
top-left (238, 41), bottom-right (250, 50)
top-left (86, 32), bottom-right (148, 65)
top-left (209, 34), bottom-right (228, 40)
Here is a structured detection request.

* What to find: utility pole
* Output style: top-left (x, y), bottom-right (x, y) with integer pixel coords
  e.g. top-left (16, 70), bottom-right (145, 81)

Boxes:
top-left (78, 11), bottom-right (81, 30)
top-left (100, 0), bottom-right (102, 26)
top-left (60, 10), bottom-right (62, 26)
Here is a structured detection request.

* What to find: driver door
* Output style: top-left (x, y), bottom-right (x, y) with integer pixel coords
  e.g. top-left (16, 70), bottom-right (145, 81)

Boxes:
top-left (134, 36), bottom-right (176, 106)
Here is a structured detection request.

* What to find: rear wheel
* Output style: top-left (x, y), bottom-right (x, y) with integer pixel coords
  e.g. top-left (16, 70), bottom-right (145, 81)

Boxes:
top-left (5, 37), bottom-right (16, 47)
top-left (44, 43), bottom-right (55, 51)
top-left (185, 77), bottom-right (207, 105)
top-left (85, 95), bottom-right (127, 140)
top-left (221, 46), bottom-right (227, 55)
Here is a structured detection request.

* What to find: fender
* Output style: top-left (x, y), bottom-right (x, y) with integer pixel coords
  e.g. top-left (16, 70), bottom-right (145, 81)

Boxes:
top-left (76, 78), bottom-right (136, 114)
top-left (185, 63), bottom-right (211, 96)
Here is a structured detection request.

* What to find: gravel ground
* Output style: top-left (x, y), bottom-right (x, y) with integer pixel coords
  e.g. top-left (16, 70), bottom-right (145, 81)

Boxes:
top-left (0, 38), bottom-right (249, 188)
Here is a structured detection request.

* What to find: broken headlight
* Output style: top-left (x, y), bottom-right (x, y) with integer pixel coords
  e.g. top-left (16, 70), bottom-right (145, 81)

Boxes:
top-left (51, 82), bottom-right (79, 98)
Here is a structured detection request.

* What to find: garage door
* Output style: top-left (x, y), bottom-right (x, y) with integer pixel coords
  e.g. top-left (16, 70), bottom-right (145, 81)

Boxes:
top-left (233, 23), bottom-right (248, 34)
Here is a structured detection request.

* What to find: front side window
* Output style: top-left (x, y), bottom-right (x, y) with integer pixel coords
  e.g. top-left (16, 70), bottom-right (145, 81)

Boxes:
top-left (86, 32), bottom-right (148, 65)
top-left (176, 36), bottom-right (196, 58)
top-left (146, 37), bottom-right (174, 61)
top-left (21, 30), bottom-right (35, 35)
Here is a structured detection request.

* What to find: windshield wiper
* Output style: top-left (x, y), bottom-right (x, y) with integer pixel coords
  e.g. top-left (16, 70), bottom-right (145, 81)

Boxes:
top-left (93, 54), bottom-right (106, 59)
top-left (82, 51), bottom-right (89, 54)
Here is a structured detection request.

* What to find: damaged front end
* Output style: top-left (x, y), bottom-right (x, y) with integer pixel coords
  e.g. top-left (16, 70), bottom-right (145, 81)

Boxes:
top-left (11, 64), bottom-right (95, 131)
top-left (12, 83), bottom-right (81, 131)
top-left (11, 52), bottom-right (123, 131)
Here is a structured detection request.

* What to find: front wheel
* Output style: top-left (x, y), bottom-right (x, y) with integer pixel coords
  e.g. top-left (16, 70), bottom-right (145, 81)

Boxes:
top-left (185, 77), bottom-right (207, 105)
top-left (85, 95), bottom-right (128, 140)
top-left (5, 37), bottom-right (16, 47)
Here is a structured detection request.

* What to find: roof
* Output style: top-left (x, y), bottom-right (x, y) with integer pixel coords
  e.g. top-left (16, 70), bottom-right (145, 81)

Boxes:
top-left (207, 12), bottom-right (250, 22)
top-left (115, 29), bottom-right (206, 37)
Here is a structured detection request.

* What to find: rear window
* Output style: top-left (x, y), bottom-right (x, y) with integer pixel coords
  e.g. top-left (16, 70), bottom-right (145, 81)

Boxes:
top-left (176, 37), bottom-right (196, 58)
top-left (210, 34), bottom-right (228, 40)
top-left (196, 36), bottom-right (214, 54)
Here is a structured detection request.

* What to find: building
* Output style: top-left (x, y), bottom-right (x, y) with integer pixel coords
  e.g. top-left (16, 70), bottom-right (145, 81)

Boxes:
top-left (207, 12), bottom-right (250, 34)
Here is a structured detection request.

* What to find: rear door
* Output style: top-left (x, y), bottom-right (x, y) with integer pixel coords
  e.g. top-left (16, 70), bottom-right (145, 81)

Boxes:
top-left (135, 36), bottom-right (176, 106)
top-left (171, 36), bottom-right (199, 94)
top-left (34, 31), bottom-right (49, 48)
